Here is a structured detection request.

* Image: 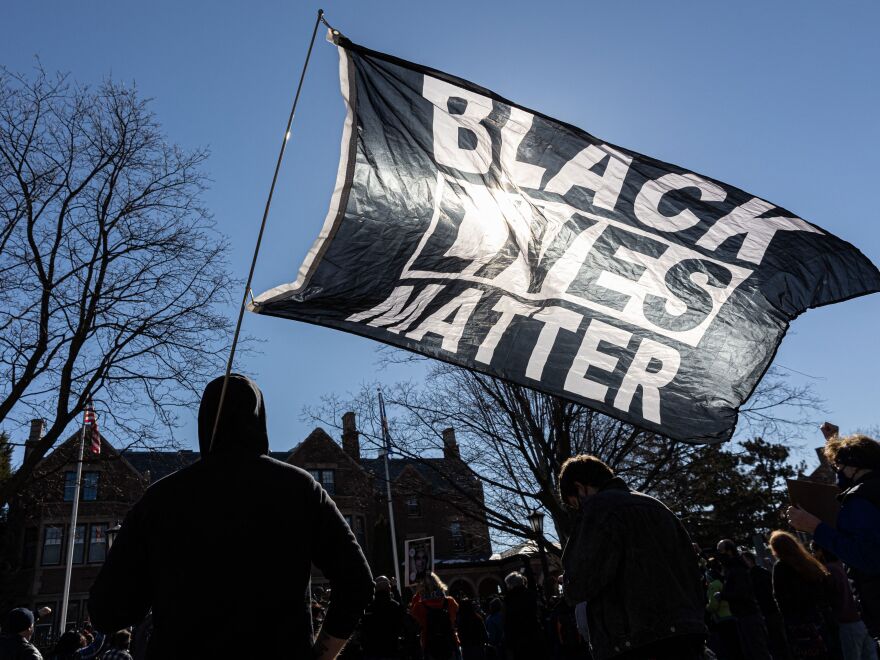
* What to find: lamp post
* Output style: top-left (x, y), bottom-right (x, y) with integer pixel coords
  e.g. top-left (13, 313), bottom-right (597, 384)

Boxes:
top-left (106, 522), bottom-right (122, 551)
top-left (527, 510), bottom-right (553, 601)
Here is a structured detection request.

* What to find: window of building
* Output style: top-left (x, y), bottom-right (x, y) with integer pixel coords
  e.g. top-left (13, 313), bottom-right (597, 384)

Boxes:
top-left (72, 525), bottom-right (86, 564)
top-left (63, 471), bottom-right (100, 501)
top-left (343, 514), bottom-right (367, 548)
top-left (308, 469), bottom-right (335, 495)
top-left (66, 600), bottom-right (81, 630)
top-left (41, 526), bottom-right (63, 565)
top-left (450, 521), bottom-right (465, 551)
top-left (82, 472), bottom-right (99, 501)
top-left (21, 527), bottom-right (38, 568)
top-left (63, 471), bottom-right (76, 501)
top-left (406, 496), bottom-right (421, 517)
top-left (88, 524), bottom-right (107, 563)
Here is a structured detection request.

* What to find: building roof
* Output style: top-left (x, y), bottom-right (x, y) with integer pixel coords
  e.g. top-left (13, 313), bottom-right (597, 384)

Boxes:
top-left (360, 456), bottom-right (480, 493)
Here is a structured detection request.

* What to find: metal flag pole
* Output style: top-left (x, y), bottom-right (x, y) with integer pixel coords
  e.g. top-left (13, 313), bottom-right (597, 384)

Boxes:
top-left (209, 8), bottom-right (327, 452)
top-left (59, 421), bottom-right (86, 635)
top-left (377, 388), bottom-right (402, 590)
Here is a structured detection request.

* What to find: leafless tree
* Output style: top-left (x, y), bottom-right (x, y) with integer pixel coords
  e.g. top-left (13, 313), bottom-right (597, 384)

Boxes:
top-left (308, 358), bottom-right (822, 554)
top-left (0, 66), bottom-right (236, 507)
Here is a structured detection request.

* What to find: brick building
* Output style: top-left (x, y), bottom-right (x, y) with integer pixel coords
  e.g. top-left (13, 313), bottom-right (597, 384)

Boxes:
top-left (3, 413), bottom-right (550, 640)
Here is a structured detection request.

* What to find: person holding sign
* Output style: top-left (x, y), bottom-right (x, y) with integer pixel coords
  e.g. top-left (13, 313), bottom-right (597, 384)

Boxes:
top-left (788, 432), bottom-right (880, 644)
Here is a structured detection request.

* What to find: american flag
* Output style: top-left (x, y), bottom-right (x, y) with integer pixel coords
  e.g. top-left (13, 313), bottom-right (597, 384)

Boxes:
top-left (84, 401), bottom-right (100, 455)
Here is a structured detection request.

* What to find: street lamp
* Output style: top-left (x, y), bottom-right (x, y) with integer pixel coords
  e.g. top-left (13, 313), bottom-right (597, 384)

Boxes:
top-left (106, 522), bottom-right (122, 551)
top-left (527, 510), bottom-right (544, 536)
top-left (526, 510), bottom-right (553, 601)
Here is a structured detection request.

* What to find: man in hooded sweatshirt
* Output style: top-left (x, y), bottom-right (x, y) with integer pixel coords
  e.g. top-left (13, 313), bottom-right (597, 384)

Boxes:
top-left (88, 374), bottom-right (374, 659)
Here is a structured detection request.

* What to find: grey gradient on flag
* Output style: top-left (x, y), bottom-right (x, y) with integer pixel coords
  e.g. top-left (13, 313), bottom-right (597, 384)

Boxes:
top-left (251, 37), bottom-right (880, 444)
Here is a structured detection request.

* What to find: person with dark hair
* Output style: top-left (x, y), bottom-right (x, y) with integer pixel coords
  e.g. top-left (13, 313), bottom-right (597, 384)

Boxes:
top-left (102, 630), bottom-right (133, 660)
top-left (742, 551), bottom-right (791, 660)
top-left (813, 544), bottom-right (878, 660)
top-left (485, 598), bottom-right (504, 660)
top-left (716, 539), bottom-right (773, 660)
top-left (705, 557), bottom-right (744, 660)
top-left (559, 455), bottom-right (706, 660)
top-left (49, 630), bottom-right (83, 657)
top-left (360, 576), bottom-right (405, 660)
top-left (789, 433), bottom-right (880, 643)
top-left (501, 572), bottom-right (543, 660)
top-left (457, 599), bottom-right (488, 660)
top-left (768, 531), bottom-right (836, 659)
top-left (0, 608), bottom-right (42, 660)
top-left (88, 374), bottom-right (374, 659)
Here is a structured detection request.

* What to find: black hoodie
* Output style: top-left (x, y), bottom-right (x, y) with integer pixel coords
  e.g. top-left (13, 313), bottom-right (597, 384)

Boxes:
top-left (88, 374), bottom-right (374, 658)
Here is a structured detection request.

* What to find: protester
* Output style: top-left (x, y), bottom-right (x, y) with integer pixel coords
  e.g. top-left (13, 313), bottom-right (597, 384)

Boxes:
top-left (360, 576), bottom-right (405, 660)
top-left (789, 433), bottom-right (880, 642)
top-left (101, 630), bottom-right (134, 660)
top-left (88, 374), bottom-right (374, 659)
top-left (401, 605), bottom-right (425, 660)
top-left (717, 539), bottom-right (773, 660)
top-left (0, 608), bottom-right (42, 660)
top-left (457, 598), bottom-right (488, 660)
top-left (549, 595), bottom-right (590, 660)
top-left (743, 550), bottom-right (791, 660)
top-left (410, 572), bottom-right (460, 660)
top-left (559, 455), bottom-right (707, 660)
top-left (500, 572), bottom-right (544, 660)
top-left (814, 544), bottom-right (878, 660)
top-left (706, 557), bottom-right (744, 660)
top-left (769, 530), bottom-right (836, 659)
top-left (484, 598), bottom-right (504, 660)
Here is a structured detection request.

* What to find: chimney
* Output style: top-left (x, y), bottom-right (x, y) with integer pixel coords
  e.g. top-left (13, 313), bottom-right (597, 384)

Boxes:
top-left (24, 419), bottom-right (45, 462)
top-left (442, 427), bottom-right (460, 460)
top-left (342, 411), bottom-right (360, 461)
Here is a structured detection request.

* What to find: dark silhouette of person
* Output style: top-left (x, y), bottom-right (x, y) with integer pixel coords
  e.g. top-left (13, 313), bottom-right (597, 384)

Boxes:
top-left (88, 374), bottom-right (374, 659)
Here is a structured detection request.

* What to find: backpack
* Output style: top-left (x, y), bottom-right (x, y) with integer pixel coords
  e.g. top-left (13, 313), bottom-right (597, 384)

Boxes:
top-left (424, 599), bottom-right (456, 658)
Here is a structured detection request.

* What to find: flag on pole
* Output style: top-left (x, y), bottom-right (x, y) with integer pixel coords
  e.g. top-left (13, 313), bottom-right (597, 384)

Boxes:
top-left (84, 401), bottom-right (100, 455)
top-left (251, 35), bottom-right (880, 444)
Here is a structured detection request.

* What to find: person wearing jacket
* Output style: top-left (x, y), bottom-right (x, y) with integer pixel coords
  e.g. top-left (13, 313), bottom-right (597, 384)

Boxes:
top-left (410, 573), bottom-right (460, 660)
top-left (789, 433), bottom-right (880, 643)
top-left (501, 573), bottom-right (543, 660)
top-left (716, 539), bottom-right (773, 660)
top-left (0, 608), bottom-right (42, 660)
top-left (88, 374), bottom-right (374, 659)
top-left (705, 558), bottom-right (744, 660)
top-left (360, 576), bottom-right (405, 660)
top-left (559, 455), bottom-right (707, 660)
top-left (768, 531), bottom-right (836, 659)
top-left (456, 598), bottom-right (488, 660)
top-left (813, 544), bottom-right (878, 660)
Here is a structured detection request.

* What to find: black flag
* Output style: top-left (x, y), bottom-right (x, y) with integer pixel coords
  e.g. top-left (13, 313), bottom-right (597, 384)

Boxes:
top-left (252, 37), bottom-right (880, 443)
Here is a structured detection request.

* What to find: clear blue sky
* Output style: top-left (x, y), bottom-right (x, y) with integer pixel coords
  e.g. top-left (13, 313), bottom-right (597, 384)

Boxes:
top-left (4, 1), bottom-right (878, 463)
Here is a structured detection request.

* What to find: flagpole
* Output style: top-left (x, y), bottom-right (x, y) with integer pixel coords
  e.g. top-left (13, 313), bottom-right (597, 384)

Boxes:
top-left (377, 388), bottom-right (402, 591)
top-left (59, 422), bottom-right (86, 635)
top-left (209, 8), bottom-right (327, 452)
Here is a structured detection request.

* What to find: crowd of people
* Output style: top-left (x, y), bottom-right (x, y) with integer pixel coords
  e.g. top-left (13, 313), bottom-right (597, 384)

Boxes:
top-left (0, 376), bottom-right (877, 659)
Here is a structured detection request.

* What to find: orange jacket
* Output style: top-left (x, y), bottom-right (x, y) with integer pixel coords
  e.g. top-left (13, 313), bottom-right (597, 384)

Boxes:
top-left (410, 593), bottom-right (460, 649)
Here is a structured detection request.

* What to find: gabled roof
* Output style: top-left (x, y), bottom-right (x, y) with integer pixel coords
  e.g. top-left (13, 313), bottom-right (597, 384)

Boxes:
top-left (360, 456), bottom-right (479, 494)
top-left (288, 427), bottom-right (372, 477)
top-left (41, 430), bottom-right (146, 482)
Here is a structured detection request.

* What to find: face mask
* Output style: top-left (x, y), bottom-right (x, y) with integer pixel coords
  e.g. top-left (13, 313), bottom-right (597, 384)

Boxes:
top-left (836, 470), bottom-right (855, 490)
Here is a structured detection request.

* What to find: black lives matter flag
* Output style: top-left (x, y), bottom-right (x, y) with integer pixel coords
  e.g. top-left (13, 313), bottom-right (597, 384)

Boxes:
top-left (252, 37), bottom-right (880, 443)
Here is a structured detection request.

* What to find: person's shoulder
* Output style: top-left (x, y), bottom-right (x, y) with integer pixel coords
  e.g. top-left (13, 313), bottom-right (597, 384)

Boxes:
top-left (21, 638), bottom-right (44, 660)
